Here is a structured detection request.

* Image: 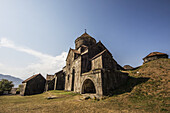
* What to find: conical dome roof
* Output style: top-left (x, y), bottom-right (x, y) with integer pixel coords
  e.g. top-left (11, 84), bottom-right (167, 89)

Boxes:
top-left (75, 31), bottom-right (96, 49)
top-left (80, 32), bottom-right (92, 37)
top-left (75, 32), bottom-right (95, 41)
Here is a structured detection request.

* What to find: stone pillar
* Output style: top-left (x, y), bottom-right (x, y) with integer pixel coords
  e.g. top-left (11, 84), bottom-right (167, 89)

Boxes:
top-left (54, 77), bottom-right (57, 90)
top-left (45, 83), bottom-right (48, 91)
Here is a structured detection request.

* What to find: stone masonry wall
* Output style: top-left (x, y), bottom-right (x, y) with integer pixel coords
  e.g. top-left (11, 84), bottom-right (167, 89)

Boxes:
top-left (23, 75), bottom-right (46, 95)
top-left (102, 69), bottom-right (129, 95)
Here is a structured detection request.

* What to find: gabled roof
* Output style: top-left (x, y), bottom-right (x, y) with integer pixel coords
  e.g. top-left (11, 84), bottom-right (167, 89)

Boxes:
top-left (91, 49), bottom-right (112, 60)
top-left (22, 73), bottom-right (42, 83)
top-left (143, 52), bottom-right (168, 59)
top-left (90, 41), bottom-right (113, 60)
top-left (90, 41), bottom-right (107, 50)
top-left (66, 48), bottom-right (81, 61)
top-left (72, 49), bottom-right (81, 54)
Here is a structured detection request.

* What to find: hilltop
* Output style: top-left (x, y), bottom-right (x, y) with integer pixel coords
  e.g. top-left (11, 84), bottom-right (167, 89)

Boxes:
top-left (0, 58), bottom-right (169, 113)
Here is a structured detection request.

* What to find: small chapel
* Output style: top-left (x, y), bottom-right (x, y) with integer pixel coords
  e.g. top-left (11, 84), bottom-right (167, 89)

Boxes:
top-left (47, 31), bottom-right (128, 96)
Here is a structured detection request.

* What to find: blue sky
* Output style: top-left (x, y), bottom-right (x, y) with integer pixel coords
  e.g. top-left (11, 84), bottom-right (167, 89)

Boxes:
top-left (0, 0), bottom-right (170, 79)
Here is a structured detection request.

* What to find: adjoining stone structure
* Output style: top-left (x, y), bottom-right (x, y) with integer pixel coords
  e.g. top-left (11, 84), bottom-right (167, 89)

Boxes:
top-left (54, 70), bottom-right (65, 90)
top-left (143, 52), bottom-right (168, 63)
top-left (123, 65), bottom-right (134, 70)
top-left (20, 73), bottom-right (46, 96)
top-left (55, 31), bottom-right (128, 96)
top-left (10, 88), bottom-right (19, 95)
top-left (45, 71), bottom-right (65, 91)
top-left (45, 74), bottom-right (55, 91)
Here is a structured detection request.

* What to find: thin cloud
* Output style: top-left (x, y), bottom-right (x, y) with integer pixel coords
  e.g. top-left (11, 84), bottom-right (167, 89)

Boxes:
top-left (0, 38), bottom-right (67, 79)
top-left (0, 38), bottom-right (54, 60)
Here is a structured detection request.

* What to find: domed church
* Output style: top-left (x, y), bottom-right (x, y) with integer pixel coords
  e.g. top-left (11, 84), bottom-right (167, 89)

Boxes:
top-left (50, 31), bottom-right (128, 96)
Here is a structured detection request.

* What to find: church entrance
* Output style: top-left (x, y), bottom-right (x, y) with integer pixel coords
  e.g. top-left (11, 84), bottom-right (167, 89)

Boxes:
top-left (82, 79), bottom-right (96, 94)
top-left (71, 69), bottom-right (75, 91)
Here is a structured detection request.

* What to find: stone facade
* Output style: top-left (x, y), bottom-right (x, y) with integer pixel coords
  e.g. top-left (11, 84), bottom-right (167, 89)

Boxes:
top-left (20, 74), bottom-right (46, 96)
top-left (45, 74), bottom-right (55, 91)
top-left (54, 70), bottom-right (65, 90)
top-left (10, 88), bottom-right (19, 95)
top-left (45, 71), bottom-right (65, 91)
top-left (56, 32), bottom-right (128, 96)
top-left (143, 52), bottom-right (168, 63)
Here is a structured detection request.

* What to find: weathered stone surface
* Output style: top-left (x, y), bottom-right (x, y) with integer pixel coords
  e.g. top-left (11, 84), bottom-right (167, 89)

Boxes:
top-left (54, 32), bottom-right (129, 96)
top-left (20, 74), bottom-right (46, 96)
top-left (45, 74), bottom-right (55, 91)
top-left (45, 70), bottom-right (65, 91)
top-left (10, 88), bottom-right (19, 95)
top-left (54, 70), bottom-right (65, 90)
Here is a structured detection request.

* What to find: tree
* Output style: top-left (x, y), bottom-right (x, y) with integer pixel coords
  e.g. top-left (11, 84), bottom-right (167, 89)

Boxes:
top-left (0, 79), bottom-right (14, 93)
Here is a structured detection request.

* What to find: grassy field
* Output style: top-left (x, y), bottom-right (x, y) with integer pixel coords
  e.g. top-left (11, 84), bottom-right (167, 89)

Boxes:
top-left (0, 59), bottom-right (169, 113)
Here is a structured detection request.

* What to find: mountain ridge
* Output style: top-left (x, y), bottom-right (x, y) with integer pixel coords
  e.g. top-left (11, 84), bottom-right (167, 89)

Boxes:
top-left (0, 74), bottom-right (23, 87)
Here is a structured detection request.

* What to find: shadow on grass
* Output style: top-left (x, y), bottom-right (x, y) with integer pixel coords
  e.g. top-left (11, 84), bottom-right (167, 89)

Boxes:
top-left (110, 76), bottom-right (150, 96)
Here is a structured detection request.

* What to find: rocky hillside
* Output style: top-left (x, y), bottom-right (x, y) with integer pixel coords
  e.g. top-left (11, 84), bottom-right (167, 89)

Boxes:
top-left (0, 74), bottom-right (23, 87)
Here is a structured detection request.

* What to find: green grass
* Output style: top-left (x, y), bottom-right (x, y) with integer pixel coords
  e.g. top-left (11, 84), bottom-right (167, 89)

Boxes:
top-left (0, 89), bottom-right (169, 113)
top-left (0, 58), bottom-right (169, 113)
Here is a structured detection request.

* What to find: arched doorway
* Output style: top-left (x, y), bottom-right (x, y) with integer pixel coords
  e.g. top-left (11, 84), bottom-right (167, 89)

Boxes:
top-left (71, 69), bottom-right (75, 91)
top-left (82, 79), bottom-right (96, 94)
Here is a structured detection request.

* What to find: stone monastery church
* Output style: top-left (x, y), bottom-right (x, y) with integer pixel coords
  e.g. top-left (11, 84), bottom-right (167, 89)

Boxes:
top-left (50, 31), bottom-right (128, 96)
top-left (21, 31), bottom-right (169, 96)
